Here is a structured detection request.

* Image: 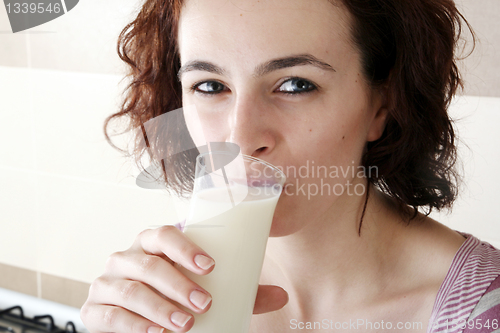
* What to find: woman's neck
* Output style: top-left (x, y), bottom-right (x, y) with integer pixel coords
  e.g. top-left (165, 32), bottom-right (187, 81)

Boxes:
top-left (262, 186), bottom-right (409, 316)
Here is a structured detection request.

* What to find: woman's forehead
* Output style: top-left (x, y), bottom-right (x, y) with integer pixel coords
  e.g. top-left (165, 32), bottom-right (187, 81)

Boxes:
top-left (182, 0), bottom-right (333, 12)
top-left (178, 0), bottom-right (354, 66)
top-left (179, 0), bottom-right (351, 28)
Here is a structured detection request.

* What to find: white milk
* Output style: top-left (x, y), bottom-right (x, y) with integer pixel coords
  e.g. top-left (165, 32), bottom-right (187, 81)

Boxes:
top-left (181, 186), bottom-right (280, 333)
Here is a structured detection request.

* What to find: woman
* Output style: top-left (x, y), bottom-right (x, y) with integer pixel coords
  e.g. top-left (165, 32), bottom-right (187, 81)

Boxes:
top-left (81, 0), bottom-right (500, 332)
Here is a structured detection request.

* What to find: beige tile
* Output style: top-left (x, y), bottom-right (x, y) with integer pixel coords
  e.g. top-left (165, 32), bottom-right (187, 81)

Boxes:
top-left (430, 96), bottom-right (500, 242)
top-left (0, 5), bottom-right (28, 67)
top-left (0, 35), bottom-right (28, 68)
top-left (26, 0), bottom-right (139, 74)
top-left (0, 67), bottom-right (35, 169)
top-left (0, 4), bottom-right (12, 32)
top-left (29, 69), bottom-right (135, 186)
top-left (457, 0), bottom-right (500, 97)
top-left (41, 273), bottom-right (90, 308)
top-left (35, 173), bottom-right (177, 283)
top-left (0, 263), bottom-right (37, 297)
top-left (0, 168), bottom-right (38, 270)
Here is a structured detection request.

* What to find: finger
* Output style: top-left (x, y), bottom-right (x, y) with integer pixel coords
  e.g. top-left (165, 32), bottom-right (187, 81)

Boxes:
top-left (136, 226), bottom-right (215, 274)
top-left (104, 253), bottom-right (212, 313)
top-left (89, 278), bottom-right (197, 331)
top-left (253, 285), bottom-right (289, 314)
top-left (81, 303), bottom-right (193, 333)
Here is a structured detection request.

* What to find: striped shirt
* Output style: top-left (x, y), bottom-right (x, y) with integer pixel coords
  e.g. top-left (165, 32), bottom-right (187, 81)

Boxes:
top-left (427, 233), bottom-right (500, 333)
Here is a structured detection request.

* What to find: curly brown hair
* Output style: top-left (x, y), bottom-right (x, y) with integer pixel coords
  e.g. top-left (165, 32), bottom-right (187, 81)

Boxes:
top-left (105, 0), bottom-right (475, 215)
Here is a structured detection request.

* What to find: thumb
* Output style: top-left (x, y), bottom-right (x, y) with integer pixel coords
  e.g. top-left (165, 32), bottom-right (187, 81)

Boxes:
top-left (253, 285), bottom-right (289, 314)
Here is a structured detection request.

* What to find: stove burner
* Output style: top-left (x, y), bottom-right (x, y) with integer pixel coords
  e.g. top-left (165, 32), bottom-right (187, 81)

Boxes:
top-left (0, 325), bottom-right (14, 332)
top-left (0, 306), bottom-right (78, 333)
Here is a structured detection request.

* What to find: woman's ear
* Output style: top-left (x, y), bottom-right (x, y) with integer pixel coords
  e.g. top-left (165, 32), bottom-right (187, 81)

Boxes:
top-left (367, 86), bottom-right (390, 142)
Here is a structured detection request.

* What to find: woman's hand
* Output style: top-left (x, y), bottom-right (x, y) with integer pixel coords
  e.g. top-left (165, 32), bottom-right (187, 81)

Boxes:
top-left (81, 225), bottom-right (213, 333)
top-left (80, 225), bottom-right (288, 333)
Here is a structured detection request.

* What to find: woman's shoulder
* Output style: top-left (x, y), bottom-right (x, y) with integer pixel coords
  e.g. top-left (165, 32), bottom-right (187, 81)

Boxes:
top-left (427, 233), bottom-right (500, 333)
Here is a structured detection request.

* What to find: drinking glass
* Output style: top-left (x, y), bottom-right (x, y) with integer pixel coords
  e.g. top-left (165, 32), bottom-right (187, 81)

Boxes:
top-left (180, 150), bottom-right (286, 332)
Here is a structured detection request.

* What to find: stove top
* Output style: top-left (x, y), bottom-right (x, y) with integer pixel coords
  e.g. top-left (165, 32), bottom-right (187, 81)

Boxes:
top-left (0, 306), bottom-right (78, 333)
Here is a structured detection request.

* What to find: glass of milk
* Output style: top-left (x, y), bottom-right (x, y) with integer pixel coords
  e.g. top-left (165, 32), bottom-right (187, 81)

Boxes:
top-left (180, 151), bottom-right (286, 333)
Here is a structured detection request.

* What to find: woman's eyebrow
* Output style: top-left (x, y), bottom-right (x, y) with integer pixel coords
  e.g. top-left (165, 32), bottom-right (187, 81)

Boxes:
top-left (177, 61), bottom-right (225, 80)
top-left (177, 54), bottom-right (336, 80)
top-left (255, 54), bottom-right (336, 76)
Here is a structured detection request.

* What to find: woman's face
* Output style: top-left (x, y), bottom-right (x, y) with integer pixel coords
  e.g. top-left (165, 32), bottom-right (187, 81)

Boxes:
top-left (178, 0), bottom-right (388, 236)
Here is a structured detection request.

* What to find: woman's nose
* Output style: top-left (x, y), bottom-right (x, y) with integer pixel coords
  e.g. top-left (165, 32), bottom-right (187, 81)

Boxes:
top-left (227, 94), bottom-right (276, 158)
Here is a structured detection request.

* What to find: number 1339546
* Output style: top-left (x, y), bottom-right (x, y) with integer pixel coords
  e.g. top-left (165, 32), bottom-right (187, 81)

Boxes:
top-left (6, 3), bottom-right (62, 14)
top-left (440, 318), bottom-right (499, 331)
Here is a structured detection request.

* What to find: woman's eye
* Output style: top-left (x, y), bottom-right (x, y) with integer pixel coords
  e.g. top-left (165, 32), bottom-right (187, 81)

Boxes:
top-left (277, 78), bottom-right (317, 94)
top-left (193, 81), bottom-right (227, 94)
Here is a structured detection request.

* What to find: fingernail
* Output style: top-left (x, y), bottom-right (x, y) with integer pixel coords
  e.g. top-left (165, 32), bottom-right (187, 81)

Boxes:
top-left (171, 312), bottom-right (191, 328)
top-left (194, 254), bottom-right (215, 270)
top-left (147, 327), bottom-right (165, 333)
top-left (190, 289), bottom-right (212, 310)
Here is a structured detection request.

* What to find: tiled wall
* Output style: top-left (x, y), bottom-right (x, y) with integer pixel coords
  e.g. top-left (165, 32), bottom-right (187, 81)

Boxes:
top-left (0, 0), bottom-right (499, 309)
top-left (430, 96), bottom-right (500, 248)
top-left (0, 66), bottom-right (181, 307)
top-left (456, 0), bottom-right (500, 97)
top-left (0, 1), bottom-right (180, 308)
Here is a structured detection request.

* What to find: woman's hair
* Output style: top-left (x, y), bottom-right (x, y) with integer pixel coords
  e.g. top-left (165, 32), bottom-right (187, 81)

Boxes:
top-left (105, 0), bottom-right (475, 215)
top-left (340, 0), bottom-right (474, 217)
